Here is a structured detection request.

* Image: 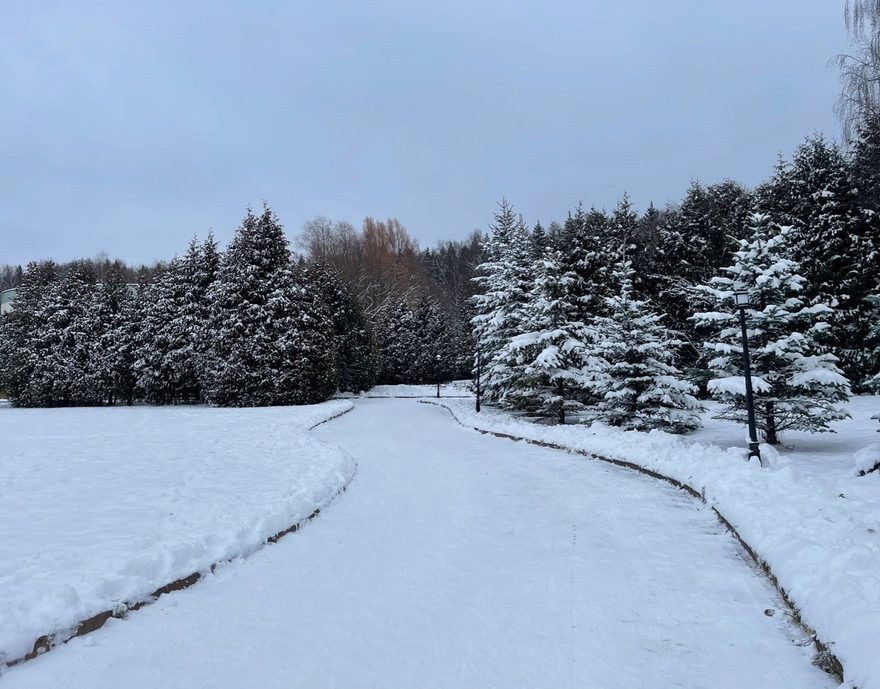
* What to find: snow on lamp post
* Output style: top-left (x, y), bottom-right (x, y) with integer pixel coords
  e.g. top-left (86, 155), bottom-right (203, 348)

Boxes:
top-left (734, 290), bottom-right (763, 466)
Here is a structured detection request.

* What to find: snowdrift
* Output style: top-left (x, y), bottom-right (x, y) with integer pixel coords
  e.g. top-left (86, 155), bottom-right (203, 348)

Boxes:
top-left (0, 401), bottom-right (355, 666)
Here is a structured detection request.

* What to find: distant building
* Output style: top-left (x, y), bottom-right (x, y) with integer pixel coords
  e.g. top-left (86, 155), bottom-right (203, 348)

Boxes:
top-left (0, 288), bottom-right (16, 315)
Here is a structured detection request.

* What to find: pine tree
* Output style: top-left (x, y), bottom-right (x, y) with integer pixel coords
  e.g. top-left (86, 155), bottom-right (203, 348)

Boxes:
top-left (591, 255), bottom-right (702, 433)
top-left (693, 213), bottom-right (851, 444)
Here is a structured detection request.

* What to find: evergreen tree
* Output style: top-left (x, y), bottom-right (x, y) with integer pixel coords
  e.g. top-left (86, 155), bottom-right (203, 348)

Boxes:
top-left (591, 255), bottom-right (702, 433)
top-left (378, 299), bottom-right (420, 384)
top-left (693, 213), bottom-right (851, 444)
top-left (471, 199), bottom-right (535, 401)
top-left (500, 248), bottom-right (600, 422)
top-left (307, 260), bottom-right (377, 393)
top-left (531, 221), bottom-right (547, 260)
top-left (758, 136), bottom-right (880, 389)
top-left (0, 261), bottom-right (58, 405)
top-left (204, 206), bottom-right (335, 406)
top-left (93, 267), bottom-right (137, 404)
top-left (610, 193), bottom-right (639, 253)
top-left (562, 204), bottom-right (612, 326)
top-left (412, 294), bottom-right (457, 384)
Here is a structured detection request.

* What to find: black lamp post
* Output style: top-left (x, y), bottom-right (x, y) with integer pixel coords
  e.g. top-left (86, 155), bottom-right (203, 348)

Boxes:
top-left (435, 354), bottom-right (442, 399)
top-left (475, 349), bottom-right (482, 413)
top-left (734, 291), bottom-right (763, 466)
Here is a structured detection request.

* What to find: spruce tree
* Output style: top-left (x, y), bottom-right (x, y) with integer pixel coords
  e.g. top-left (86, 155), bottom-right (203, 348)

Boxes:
top-left (500, 248), bottom-right (600, 422)
top-left (693, 213), bottom-right (851, 444)
top-left (762, 136), bottom-right (880, 389)
top-left (471, 199), bottom-right (535, 402)
top-left (591, 255), bottom-right (702, 433)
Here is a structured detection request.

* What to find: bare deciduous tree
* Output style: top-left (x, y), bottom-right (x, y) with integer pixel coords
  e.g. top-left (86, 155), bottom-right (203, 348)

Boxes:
top-left (836, 1), bottom-right (880, 139)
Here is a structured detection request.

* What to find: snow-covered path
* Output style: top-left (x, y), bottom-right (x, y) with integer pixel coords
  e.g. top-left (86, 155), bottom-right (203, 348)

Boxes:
top-left (3, 400), bottom-right (832, 688)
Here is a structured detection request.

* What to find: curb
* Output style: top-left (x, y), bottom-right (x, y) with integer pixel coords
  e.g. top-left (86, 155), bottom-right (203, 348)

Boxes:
top-left (419, 399), bottom-right (846, 684)
top-left (3, 404), bottom-right (357, 671)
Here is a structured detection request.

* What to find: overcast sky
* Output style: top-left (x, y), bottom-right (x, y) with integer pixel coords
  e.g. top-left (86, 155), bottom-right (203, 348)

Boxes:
top-left (0, 1), bottom-right (848, 266)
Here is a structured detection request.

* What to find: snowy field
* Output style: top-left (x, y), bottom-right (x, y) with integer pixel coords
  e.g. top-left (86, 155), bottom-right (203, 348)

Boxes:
top-left (0, 400), bottom-right (832, 689)
top-left (0, 401), bottom-right (355, 665)
top-left (438, 396), bottom-right (880, 689)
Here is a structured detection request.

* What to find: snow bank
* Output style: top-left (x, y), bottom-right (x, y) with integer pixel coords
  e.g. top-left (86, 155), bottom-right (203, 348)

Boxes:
top-left (435, 399), bottom-right (880, 689)
top-left (0, 400), bottom-right (355, 665)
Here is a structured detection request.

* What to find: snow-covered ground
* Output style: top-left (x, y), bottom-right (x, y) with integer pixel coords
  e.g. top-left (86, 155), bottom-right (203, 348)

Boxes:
top-left (696, 395), bottom-right (880, 479)
top-left (337, 381), bottom-right (472, 398)
top-left (1, 400), bottom-right (832, 688)
top-left (0, 401), bottom-right (355, 666)
top-left (437, 396), bottom-right (880, 689)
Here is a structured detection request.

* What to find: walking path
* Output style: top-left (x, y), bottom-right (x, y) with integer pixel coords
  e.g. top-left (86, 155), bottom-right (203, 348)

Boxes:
top-left (3, 400), bottom-right (832, 688)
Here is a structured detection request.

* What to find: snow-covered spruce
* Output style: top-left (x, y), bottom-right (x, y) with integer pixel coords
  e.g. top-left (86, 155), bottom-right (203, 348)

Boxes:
top-left (693, 212), bottom-right (851, 444)
top-left (471, 199), bottom-right (535, 404)
top-left (496, 247), bottom-right (599, 423)
top-left (135, 234), bottom-right (220, 404)
top-left (756, 134), bottom-right (880, 391)
top-left (590, 256), bottom-right (702, 433)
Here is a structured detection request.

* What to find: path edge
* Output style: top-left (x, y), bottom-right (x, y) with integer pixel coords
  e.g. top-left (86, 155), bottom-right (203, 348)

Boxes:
top-left (420, 399), bottom-right (847, 685)
top-left (2, 403), bottom-right (357, 672)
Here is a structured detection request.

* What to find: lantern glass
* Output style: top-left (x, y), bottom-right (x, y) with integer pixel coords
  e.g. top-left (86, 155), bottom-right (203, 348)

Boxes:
top-left (734, 291), bottom-right (750, 307)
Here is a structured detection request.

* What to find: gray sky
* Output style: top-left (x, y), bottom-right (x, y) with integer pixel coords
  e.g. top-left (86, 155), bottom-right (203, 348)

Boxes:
top-left (0, 1), bottom-right (848, 266)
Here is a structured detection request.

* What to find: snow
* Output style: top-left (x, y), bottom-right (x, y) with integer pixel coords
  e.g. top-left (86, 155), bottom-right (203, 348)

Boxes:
top-left (338, 381), bottom-right (472, 398)
top-left (708, 375), bottom-right (771, 395)
top-left (436, 395), bottom-right (880, 689)
top-left (1, 400), bottom-right (832, 688)
top-left (0, 401), bottom-right (355, 666)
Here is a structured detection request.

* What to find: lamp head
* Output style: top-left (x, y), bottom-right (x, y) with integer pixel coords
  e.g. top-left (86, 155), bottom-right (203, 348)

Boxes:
top-left (734, 291), bottom-right (750, 307)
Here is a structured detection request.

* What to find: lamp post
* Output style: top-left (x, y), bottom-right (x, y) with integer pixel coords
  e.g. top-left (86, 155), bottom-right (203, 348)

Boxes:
top-left (475, 349), bottom-right (482, 413)
top-left (734, 290), bottom-right (763, 466)
top-left (436, 354), bottom-right (442, 399)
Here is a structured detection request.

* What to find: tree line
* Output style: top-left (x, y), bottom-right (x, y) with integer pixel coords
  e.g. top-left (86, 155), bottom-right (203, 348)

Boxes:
top-left (473, 129), bottom-right (879, 442)
top-left (0, 208), bottom-right (476, 407)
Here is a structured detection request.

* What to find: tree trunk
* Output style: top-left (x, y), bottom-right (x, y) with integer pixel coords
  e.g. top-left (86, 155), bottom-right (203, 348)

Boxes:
top-left (764, 401), bottom-right (778, 445)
